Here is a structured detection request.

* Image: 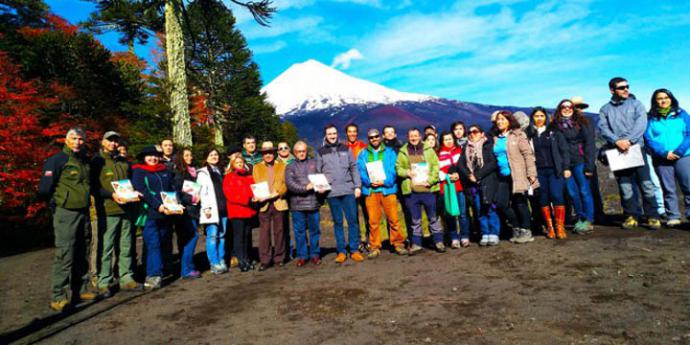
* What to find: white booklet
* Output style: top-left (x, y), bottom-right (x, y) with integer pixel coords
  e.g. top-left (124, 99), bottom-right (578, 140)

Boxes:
top-left (182, 180), bottom-right (201, 199)
top-left (411, 162), bottom-right (429, 185)
top-left (605, 144), bottom-right (645, 172)
top-left (160, 192), bottom-right (184, 214)
top-left (365, 160), bottom-right (387, 183)
top-left (251, 181), bottom-right (271, 200)
top-left (308, 174), bottom-right (331, 191)
top-left (110, 179), bottom-right (139, 202)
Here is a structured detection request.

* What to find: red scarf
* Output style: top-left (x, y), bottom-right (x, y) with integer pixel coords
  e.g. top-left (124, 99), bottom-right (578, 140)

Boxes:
top-left (132, 163), bottom-right (166, 172)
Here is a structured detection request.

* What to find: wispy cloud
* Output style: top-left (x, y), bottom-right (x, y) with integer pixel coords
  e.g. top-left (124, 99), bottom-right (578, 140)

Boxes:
top-left (331, 48), bottom-right (364, 69)
top-left (252, 40), bottom-right (287, 54)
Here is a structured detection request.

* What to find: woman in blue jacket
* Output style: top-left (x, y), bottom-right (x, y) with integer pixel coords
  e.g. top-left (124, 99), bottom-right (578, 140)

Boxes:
top-left (644, 89), bottom-right (690, 227)
top-left (132, 145), bottom-right (178, 290)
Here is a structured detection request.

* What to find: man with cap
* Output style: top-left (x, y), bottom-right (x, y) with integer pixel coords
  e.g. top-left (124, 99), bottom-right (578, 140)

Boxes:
top-left (90, 131), bottom-right (142, 296)
top-left (357, 129), bottom-right (407, 257)
top-left (252, 141), bottom-right (288, 270)
top-left (39, 128), bottom-right (98, 311)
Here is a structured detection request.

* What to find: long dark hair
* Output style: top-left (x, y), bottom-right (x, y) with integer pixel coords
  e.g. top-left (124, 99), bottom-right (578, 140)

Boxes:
top-left (490, 110), bottom-right (520, 136)
top-left (174, 147), bottom-right (193, 175)
top-left (450, 121), bottom-right (466, 139)
top-left (553, 99), bottom-right (589, 129)
top-left (203, 148), bottom-right (222, 169)
top-left (649, 88), bottom-right (680, 117)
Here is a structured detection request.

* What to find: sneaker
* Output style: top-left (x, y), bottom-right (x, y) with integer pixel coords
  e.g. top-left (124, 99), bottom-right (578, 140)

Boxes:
top-left (258, 264), bottom-right (268, 272)
top-left (119, 281), bottom-right (143, 291)
top-left (311, 257), bottom-right (322, 265)
top-left (509, 228), bottom-right (519, 243)
top-left (488, 235), bottom-right (500, 246)
top-left (622, 216), bottom-right (638, 229)
top-left (515, 228), bottom-right (535, 244)
top-left (210, 264), bottom-right (225, 275)
top-left (219, 262), bottom-right (229, 272)
top-left (461, 239), bottom-right (471, 247)
top-left (230, 256), bottom-right (239, 268)
top-left (648, 218), bottom-right (662, 230)
top-left (144, 276), bottom-right (162, 290)
top-left (479, 236), bottom-right (489, 246)
top-left (98, 287), bottom-right (112, 298)
top-left (79, 291), bottom-right (98, 301)
top-left (394, 246), bottom-right (408, 255)
top-left (667, 219), bottom-right (682, 227)
top-left (451, 240), bottom-right (461, 249)
top-left (358, 242), bottom-right (369, 253)
top-left (295, 259), bottom-right (307, 267)
top-left (50, 299), bottom-right (69, 312)
top-left (435, 242), bottom-right (446, 253)
top-left (350, 252), bottom-right (365, 262)
top-left (368, 249), bottom-right (380, 258)
top-left (572, 220), bottom-right (586, 234)
top-left (408, 244), bottom-right (423, 256)
top-left (183, 270), bottom-right (201, 279)
top-left (335, 253), bottom-right (347, 263)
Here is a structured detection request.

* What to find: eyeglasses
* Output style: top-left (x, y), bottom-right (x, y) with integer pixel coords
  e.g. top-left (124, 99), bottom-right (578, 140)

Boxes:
top-left (615, 85), bottom-right (630, 91)
top-left (368, 135), bottom-right (380, 140)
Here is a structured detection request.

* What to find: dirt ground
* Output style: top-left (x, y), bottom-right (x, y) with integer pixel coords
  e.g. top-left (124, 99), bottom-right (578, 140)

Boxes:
top-left (1, 210), bottom-right (690, 345)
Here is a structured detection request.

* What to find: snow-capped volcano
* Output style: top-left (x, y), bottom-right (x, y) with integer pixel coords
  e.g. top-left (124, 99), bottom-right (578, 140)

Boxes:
top-left (261, 59), bottom-right (434, 115)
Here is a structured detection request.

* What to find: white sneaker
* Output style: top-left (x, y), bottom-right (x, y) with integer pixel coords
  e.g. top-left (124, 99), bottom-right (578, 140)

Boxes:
top-left (451, 240), bottom-right (461, 249)
top-left (667, 219), bottom-right (681, 227)
top-left (488, 235), bottom-right (500, 246)
top-left (479, 236), bottom-right (489, 246)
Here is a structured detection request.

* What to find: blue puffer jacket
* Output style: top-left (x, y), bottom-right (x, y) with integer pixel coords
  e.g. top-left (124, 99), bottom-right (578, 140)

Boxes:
top-left (644, 108), bottom-right (690, 158)
top-left (357, 144), bottom-right (398, 196)
top-left (598, 95), bottom-right (648, 146)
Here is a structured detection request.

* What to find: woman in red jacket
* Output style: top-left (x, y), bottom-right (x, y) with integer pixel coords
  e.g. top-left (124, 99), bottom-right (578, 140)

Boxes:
top-left (438, 131), bottom-right (470, 248)
top-left (223, 153), bottom-right (257, 272)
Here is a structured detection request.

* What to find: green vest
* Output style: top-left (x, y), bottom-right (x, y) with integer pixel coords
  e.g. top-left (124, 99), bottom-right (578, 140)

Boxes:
top-left (53, 146), bottom-right (90, 209)
top-left (95, 150), bottom-right (131, 215)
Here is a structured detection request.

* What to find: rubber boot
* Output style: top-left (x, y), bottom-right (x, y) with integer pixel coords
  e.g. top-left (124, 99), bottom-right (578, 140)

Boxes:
top-left (554, 205), bottom-right (567, 239)
top-left (541, 206), bottom-right (555, 239)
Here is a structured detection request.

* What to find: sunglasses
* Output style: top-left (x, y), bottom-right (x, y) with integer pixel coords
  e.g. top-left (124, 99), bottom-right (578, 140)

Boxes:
top-left (369, 135), bottom-right (380, 139)
top-left (615, 85), bottom-right (630, 90)
top-left (469, 129), bottom-right (481, 134)
top-left (278, 147), bottom-right (290, 151)
top-left (561, 104), bottom-right (573, 109)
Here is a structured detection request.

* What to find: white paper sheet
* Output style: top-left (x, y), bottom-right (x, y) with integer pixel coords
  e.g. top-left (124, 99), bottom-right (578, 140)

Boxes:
top-left (308, 174), bottom-right (331, 191)
top-left (605, 144), bottom-right (645, 172)
top-left (411, 163), bottom-right (429, 186)
top-left (365, 160), bottom-right (387, 182)
top-left (251, 181), bottom-right (271, 200)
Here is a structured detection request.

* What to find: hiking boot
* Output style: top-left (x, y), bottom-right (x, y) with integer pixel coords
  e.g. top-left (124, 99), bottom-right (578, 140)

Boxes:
top-left (435, 242), bottom-right (446, 253)
top-left (311, 257), bottom-right (322, 265)
top-left (295, 259), bottom-right (307, 267)
top-left (144, 276), bottom-right (162, 290)
top-left (479, 236), bottom-right (489, 246)
top-left (622, 216), bottom-right (638, 229)
top-left (183, 270), bottom-right (201, 279)
top-left (230, 256), bottom-right (239, 268)
top-left (50, 299), bottom-right (69, 312)
top-left (394, 246), bottom-right (408, 255)
top-left (368, 249), bottom-right (380, 258)
top-left (98, 287), bottom-right (112, 298)
top-left (350, 252), bottom-right (365, 262)
top-left (119, 280), bottom-right (143, 292)
top-left (79, 291), bottom-right (98, 301)
top-left (648, 218), bottom-right (662, 230)
top-left (667, 219), bottom-right (682, 227)
top-left (408, 244), bottom-right (423, 256)
top-left (451, 240), bottom-right (461, 249)
top-left (335, 253), bottom-right (347, 263)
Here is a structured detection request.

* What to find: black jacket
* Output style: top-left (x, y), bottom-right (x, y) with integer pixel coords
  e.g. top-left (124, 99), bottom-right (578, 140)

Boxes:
top-left (172, 168), bottom-right (201, 219)
top-left (526, 125), bottom-right (571, 177)
top-left (451, 139), bottom-right (498, 205)
top-left (555, 122), bottom-right (596, 173)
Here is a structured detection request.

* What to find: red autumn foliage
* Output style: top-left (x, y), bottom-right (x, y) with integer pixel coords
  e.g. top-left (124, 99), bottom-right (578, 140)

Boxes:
top-left (190, 92), bottom-right (213, 125)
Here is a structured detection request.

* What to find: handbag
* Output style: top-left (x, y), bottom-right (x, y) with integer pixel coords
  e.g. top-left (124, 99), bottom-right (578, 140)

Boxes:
top-left (443, 175), bottom-right (460, 216)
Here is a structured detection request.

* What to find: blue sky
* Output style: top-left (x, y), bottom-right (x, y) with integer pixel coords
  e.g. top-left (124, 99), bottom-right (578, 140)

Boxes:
top-left (47, 0), bottom-right (690, 110)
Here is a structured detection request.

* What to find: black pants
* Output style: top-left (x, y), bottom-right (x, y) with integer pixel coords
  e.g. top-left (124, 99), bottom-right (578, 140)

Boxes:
top-left (231, 218), bottom-right (251, 265)
top-left (496, 177), bottom-right (531, 229)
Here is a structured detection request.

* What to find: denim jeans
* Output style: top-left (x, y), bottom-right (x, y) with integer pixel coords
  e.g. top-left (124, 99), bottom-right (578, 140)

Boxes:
top-left (614, 154), bottom-right (659, 219)
top-left (142, 218), bottom-right (171, 277)
top-left (404, 192), bottom-right (444, 245)
top-left (537, 167), bottom-right (565, 207)
top-left (469, 189), bottom-right (500, 236)
top-left (179, 217), bottom-right (199, 276)
top-left (291, 210), bottom-right (321, 260)
top-left (565, 164), bottom-right (594, 222)
top-left (205, 217), bottom-right (228, 267)
top-left (648, 154), bottom-right (667, 216)
top-left (443, 191), bottom-right (470, 241)
top-left (654, 155), bottom-right (690, 220)
top-left (327, 194), bottom-right (361, 254)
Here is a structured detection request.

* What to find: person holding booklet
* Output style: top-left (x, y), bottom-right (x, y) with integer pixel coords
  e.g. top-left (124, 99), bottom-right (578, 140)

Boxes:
top-left (357, 129), bottom-right (407, 257)
top-left (132, 145), bottom-right (180, 290)
top-left (196, 148), bottom-right (229, 274)
top-left (171, 148), bottom-right (202, 279)
top-left (437, 131), bottom-right (470, 248)
top-left (223, 153), bottom-right (257, 272)
top-left (252, 142), bottom-right (288, 271)
top-left (396, 128), bottom-right (445, 254)
top-left (598, 77), bottom-right (661, 229)
top-left (91, 131), bottom-right (142, 297)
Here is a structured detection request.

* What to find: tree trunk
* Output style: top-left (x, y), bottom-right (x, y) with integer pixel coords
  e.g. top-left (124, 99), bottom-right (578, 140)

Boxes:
top-left (165, 0), bottom-right (193, 146)
top-left (213, 121), bottom-right (224, 147)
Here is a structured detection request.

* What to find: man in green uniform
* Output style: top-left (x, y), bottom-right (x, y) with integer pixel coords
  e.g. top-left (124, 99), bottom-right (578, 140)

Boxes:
top-left (91, 131), bottom-right (142, 297)
top-left (39, 128), bottom-right (97, 311)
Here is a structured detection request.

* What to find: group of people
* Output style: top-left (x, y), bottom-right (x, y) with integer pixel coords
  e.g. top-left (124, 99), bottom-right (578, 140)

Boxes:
top-left (39, 77), bottom-right (690, 312)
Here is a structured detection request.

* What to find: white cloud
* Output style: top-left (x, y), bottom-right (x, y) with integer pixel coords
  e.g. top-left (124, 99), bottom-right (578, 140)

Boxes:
top-left (252, 40), bottom-right (287, 54)
top-left (331, 49), bottom-right (364, 69)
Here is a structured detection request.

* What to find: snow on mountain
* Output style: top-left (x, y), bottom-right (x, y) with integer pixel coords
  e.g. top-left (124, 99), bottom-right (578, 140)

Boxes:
top-left (261, 59), bottom-right (434, 116)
